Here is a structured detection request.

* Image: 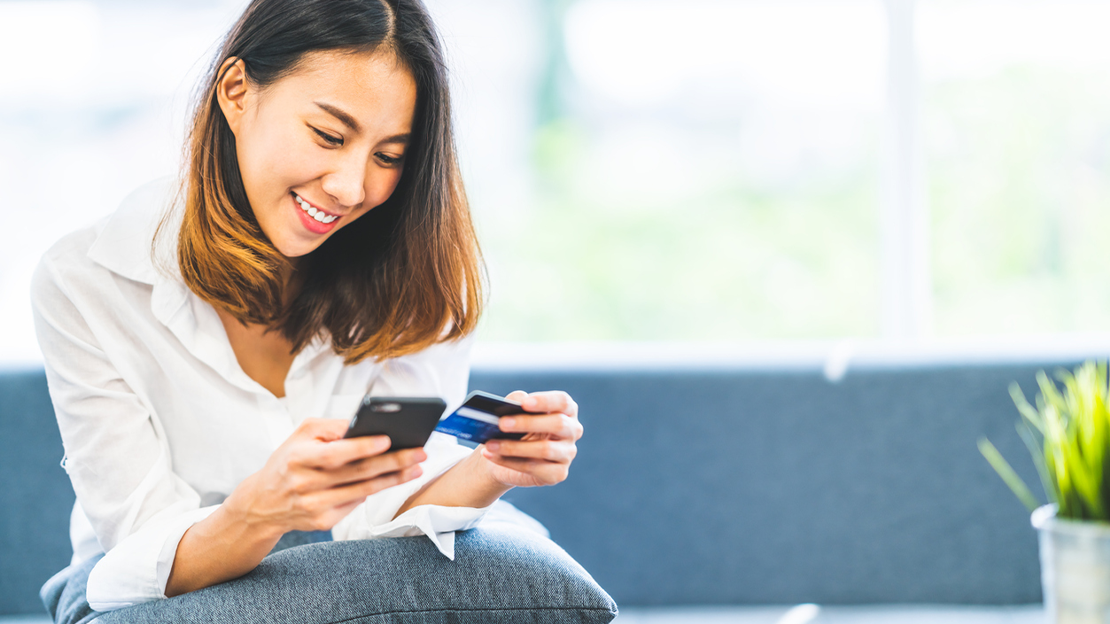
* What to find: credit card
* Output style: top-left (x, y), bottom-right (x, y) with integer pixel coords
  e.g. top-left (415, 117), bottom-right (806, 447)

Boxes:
top-left (434, 391), bottom-right (528, 444)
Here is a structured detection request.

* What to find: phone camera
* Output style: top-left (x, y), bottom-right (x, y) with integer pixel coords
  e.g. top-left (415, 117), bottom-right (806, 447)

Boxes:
top-left (371, 402), bottom-right (402, 413)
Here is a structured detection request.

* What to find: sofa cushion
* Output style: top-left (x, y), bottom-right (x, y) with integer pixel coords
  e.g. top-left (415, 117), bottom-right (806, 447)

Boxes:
top-left (43, 525), bottom-right (617, 624)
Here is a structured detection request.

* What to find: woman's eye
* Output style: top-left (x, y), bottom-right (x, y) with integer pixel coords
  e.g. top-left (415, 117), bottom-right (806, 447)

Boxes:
top-left (377, 153), bottom-right (403, 166)
top-left (311, 127), bottom-right (343, 146)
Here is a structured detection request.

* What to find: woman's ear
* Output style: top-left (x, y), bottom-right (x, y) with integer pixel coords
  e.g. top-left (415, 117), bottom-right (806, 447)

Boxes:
top-left (215, 58), bottom-right (250, 135)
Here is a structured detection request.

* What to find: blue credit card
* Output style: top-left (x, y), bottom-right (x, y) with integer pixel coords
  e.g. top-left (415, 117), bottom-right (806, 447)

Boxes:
top-left (435, 391), bottom-right (528, 444)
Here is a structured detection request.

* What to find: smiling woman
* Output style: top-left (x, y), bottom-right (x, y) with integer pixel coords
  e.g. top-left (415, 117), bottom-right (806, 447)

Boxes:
top-left (177, 10), bottom-right (480, 365)
top-left (222, 51), bottom-right (416, 245)
top-left (195, 48), bottom-right (428, 398)
top-left (29, 0), bottom-right (604, 622)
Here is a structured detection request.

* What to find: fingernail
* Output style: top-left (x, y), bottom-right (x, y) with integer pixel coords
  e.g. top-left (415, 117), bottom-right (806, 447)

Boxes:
top-left (414, 450), bottom-right (427, 463)
top-left (486, 440), bottom-right (500, 451)
top-left (501, 417), bottom-right (515, 429)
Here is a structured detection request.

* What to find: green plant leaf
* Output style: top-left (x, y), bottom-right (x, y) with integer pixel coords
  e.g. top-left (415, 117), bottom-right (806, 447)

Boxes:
top-left (986, 361), bottom-right (1110, 521)
top-left (1017, 421), bottom-right (1056, 505)
top-left (979, 437), bottom-right (1041, 512)
top-left (1010, 383), bottom-right (1045, 434)
top-left (1038, 371), bottom-right (1068, 416)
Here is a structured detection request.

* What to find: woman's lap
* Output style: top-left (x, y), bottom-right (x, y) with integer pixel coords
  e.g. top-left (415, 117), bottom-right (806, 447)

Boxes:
top-left (41, 508), bottom-right (616, 624)
top-left (41, 529), bottom-right (334, 624)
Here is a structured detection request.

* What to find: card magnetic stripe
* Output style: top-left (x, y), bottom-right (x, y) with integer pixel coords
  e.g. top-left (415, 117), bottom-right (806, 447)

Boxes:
top-left (452, 406), bottom-right (500, 425)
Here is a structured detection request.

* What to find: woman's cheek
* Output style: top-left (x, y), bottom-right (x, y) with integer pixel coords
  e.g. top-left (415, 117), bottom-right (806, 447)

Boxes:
top-left (366, 169), bottom-right (403, 207)
top-left (278, 142), bottom-right (323, 181)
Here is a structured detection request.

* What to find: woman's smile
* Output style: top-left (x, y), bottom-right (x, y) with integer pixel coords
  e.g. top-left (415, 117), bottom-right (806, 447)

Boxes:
top-left (291, 191), bottom-right (342, 234)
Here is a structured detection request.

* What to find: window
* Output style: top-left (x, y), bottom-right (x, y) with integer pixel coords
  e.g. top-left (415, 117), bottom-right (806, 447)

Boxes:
top-left (921, 0), bottom-right (1110, 336)
top-left (472, 0), bottom-right (886, 342)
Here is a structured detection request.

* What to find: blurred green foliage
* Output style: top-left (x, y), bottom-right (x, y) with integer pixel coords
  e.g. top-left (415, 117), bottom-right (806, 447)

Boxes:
top-left (475, 13), bottom-right (1110, 343)
top-left (476, 116), bottom-right (881, 342)
top-left (929, 66), bottom-right (1110, 335)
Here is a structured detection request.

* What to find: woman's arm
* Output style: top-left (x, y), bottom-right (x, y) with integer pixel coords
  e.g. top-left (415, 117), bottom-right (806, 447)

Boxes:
top-left (393, 450), bottom-right (511, 517)
top-left (166, 419), bottom-right (426, 596)
top-left (163, 503), bottom-right (284, 597)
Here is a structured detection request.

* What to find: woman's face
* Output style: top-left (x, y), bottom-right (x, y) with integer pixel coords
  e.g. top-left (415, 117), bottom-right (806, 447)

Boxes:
top-left (217, 49), bottom-right (417, 258)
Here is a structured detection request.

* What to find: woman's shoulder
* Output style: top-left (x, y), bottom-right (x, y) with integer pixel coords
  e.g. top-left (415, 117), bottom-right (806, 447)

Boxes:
top-left (35, 177), bottom-right (182, 293)
top-left (33, 216), bottom-right (112, 303)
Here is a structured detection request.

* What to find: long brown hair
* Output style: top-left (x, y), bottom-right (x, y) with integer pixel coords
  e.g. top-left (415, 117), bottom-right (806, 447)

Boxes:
top-left (171, 0), bottom-right (483, 363)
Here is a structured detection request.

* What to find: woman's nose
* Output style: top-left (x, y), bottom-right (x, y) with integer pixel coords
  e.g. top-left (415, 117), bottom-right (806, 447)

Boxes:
top-left (320, 155), bottom-right (368, 209)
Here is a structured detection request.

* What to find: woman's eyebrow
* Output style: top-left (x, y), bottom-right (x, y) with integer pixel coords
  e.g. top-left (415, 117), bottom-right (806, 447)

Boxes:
top-left (314, 101), bottom-right (361, 133)
top-left (313, 101), bottom-right (409, 145)
top-left (380, 133), bottom-right (410, 145)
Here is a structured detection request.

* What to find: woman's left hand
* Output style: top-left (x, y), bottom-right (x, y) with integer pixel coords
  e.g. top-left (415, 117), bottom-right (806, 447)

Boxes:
top-left (479, 390), bottom-right (583, 488)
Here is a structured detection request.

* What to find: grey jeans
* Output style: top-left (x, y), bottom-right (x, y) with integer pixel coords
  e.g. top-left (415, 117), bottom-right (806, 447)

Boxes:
top-left (41, 519), bottom-right (617, 624)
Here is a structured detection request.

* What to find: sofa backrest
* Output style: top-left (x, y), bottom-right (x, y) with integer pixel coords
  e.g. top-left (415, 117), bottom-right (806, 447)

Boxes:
top-left (0, 357), bottom-right (1066, 613)
top-left (472, 360), bottom-right (1056, 607)
top-left (0, 369), bottom-right (74, 615)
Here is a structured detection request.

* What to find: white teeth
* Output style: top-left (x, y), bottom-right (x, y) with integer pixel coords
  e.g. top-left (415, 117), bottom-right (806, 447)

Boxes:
top-left (294, 193), bottom-right (339, 225)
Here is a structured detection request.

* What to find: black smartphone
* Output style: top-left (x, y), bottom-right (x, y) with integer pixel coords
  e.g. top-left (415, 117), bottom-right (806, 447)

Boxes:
top-left (433, 390), bottom-right (533, 444)
top-left (343, 396), bottom-right (447, 449)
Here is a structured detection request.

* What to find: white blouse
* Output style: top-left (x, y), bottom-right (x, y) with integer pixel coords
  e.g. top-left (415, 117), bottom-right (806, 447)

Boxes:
top-left (31, 178), bottom-right (487, 611)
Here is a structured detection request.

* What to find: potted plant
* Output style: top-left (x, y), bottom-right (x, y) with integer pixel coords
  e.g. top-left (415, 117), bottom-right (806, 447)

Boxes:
top-left (979, 361), bottom-right (1110, 624)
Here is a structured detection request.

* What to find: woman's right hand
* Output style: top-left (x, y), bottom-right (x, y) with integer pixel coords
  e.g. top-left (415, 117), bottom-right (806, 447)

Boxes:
top-left (167, 418), bottom-right (424, 596)
top-left (225, 417), bottom-right (427, 535)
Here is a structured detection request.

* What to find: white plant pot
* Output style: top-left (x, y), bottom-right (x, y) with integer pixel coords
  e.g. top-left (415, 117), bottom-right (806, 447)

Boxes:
top-left (1033, 504), bottom-right (1110, 624)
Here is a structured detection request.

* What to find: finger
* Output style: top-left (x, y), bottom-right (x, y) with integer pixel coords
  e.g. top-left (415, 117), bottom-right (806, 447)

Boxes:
top-left (499, 413), bottom-right (580, 438)
top-left (505, 390), bottom-right (529, 403)
top-left (327, 448), bottom-right (427, 486)
top-left (518, 391), bottom-right (577, 417)
top-left (293, 464), bottom-right (425, 532)
top-left (300, 435), bottom-right (392, 469)
top-left (484, 439), bottom-right (576, 463)
top-left (479, 451), bottom-right (568, 486)
top-left (315, 464), bottom-right (424, 508)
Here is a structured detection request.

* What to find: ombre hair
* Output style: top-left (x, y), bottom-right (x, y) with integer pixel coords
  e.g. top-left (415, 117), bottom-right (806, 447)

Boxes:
top-left (169, 0), bottom-right (483, 363)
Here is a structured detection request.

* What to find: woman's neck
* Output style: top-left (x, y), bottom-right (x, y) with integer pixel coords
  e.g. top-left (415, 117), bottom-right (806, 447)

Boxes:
top-left (280, 257), bottom-right (306, 307)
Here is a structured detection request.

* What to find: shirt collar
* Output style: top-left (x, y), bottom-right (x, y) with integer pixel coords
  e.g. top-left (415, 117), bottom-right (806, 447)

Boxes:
top-left (86, 176), bottom-right (182, 286)
top-left (84, 177), bottom-right (249, 386)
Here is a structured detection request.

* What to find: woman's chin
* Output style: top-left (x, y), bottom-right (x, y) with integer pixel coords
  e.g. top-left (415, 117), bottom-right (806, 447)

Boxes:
top-left (273, 237), bottom-right (322, 260)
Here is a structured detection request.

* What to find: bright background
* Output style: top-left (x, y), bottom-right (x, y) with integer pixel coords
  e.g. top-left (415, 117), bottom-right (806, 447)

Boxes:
top-left (3, 0), bottom-right (1110, 364)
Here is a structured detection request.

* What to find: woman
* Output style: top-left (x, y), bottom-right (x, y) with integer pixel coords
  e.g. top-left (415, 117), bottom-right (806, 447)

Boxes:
top-left (32, 0), bottom-right (583, 620)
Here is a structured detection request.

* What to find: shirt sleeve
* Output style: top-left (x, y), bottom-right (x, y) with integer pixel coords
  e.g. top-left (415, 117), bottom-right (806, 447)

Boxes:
top-left (330, 334), bottom-right (491, 559)
top-left (31, 253), bottom-right (210, 611)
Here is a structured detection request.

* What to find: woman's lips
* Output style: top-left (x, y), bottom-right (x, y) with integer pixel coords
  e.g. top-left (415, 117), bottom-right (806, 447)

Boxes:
top-left (291, 192), bottom-right (340, 235)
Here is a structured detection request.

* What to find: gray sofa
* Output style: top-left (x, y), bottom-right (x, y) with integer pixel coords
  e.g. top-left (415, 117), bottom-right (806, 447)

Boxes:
top-left (0, 347), bottom-right (1064, 618)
